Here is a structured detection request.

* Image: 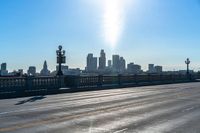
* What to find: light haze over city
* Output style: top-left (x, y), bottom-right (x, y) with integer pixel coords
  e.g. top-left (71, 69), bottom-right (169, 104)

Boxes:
top-left (0, 0), bottom-right (200, 72)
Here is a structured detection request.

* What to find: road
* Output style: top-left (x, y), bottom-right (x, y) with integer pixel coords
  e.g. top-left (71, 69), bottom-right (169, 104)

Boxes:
top-left (1, 82), bottom-right (200, 133)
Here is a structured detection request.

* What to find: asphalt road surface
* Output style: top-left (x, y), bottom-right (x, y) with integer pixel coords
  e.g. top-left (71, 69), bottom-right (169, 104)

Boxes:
top-left (1, 82), bottom-right (200, 133)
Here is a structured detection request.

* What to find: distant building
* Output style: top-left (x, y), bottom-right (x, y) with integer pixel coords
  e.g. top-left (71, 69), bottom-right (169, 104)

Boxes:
top-left (28, 66), bottom-right (36, 76)
top-left (18, 69), bottom-right (23, 76)
top-left (148, 64), bottom-right (163, 74)
top-left (155, 66), bottom-right (163, 74)
top-left (99, 50), bottom-right (106, 70)
top-left (108, 60), bottom-right (112, 68)
top-left (40, 61), bottom-right (50, 76)
top-left (56, 65), bottom-right (68, 72)
top-left (178, 70), bottom-right (194, 75)
top-left (86, 53), bottom-right (97, 72)
top-left (50, 66), bottom-right (79, 76)
top-left (127, 63), bottom-right (142, 74)
top-left (56, 65), bottom-right (69, 74)
top-left (112, 55), bottom-right (120, 72)
top-left (148, 64), bottom-right (155, 73)
top-left (1, 63), bottom-right (6, 71)
top-left (1, 63), bottom-right (8, 76)
top-left (64, 68), bottom-right (80, 76)
top-left (8, 69), bottom-right (23, 76)
top-left (50, 65), bottom-right (68, 76)
top-left (119, 57), bottom-right (126, 73)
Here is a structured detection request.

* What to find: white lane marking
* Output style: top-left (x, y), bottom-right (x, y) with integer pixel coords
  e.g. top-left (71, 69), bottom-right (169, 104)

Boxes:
top-left (113, 128), bottom-right (128, 133)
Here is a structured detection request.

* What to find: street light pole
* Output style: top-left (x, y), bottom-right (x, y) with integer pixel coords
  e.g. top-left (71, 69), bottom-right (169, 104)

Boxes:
top-left (185, 58), bottom-right (190, 76)
top-left (56, 45), bottom-right (66, 76)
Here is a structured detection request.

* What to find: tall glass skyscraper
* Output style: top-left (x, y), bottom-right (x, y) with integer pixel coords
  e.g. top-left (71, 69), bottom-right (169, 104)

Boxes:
top-left (99, 50), bottom-right (106, 70)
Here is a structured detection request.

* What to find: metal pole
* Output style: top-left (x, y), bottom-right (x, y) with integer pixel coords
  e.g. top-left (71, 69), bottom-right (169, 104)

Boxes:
top-left (185, 58), bottom-right (190, 79)
top-left (58, 51), bottom-right (63, 76)
top-left (57, 45), bottom-right (65, 76)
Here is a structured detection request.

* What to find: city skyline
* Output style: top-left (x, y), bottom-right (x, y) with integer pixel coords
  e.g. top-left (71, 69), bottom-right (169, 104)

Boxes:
top-left (0, 47), bottom-right (197, 73)
top-left (0, 49), bottom-right (194, 75)
top-left (1, 0), bottom-right (200, 71)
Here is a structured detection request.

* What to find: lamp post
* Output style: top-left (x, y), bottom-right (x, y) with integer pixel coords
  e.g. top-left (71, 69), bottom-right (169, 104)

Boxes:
top-left (185, 58), bottom-right (190, 76)
top-left (56, 45), bottom-right (66, 76)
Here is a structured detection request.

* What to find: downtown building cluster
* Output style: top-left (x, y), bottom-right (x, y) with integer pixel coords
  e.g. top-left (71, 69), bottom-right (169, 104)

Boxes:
top-left (85, 49), bottom-right (163, 75)
top-left (85, 50), bottom-right (128, 74)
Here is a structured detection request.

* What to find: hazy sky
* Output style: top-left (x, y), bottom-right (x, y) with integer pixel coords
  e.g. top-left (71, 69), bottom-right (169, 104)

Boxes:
top-left (0, 0), bottom-right (200, 72)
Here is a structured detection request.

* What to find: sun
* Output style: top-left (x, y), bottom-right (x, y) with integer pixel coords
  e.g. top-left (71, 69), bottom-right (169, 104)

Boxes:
top-left (103, 0), bottom-right (123, 48)
top-left (86, 0), bottom-right (132, 48)
top-left (102, 0), bottom-right (128, 48)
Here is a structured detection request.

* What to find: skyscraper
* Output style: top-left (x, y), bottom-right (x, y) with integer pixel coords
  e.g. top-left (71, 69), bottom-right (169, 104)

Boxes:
top-left (93, 57), bottom-right (97, 71)
top-left (40, 61), bottom-right (50, 76)
top-left (1, 63), bottom-right (8, 76)
top-left (99, 49), bottom-right (106, 70)
top-left (119, 57), bottom-right (126, 72)
top-left (108, 60), bottom-right (112, 68)
top-left (148, 64), bottom-right (155, 73)
top-left (112, 55), bottom-right (120, 72)
top-left (1, 63), bottom-right (7, 71)
top-left (86, 53), bottom-right (97, 72)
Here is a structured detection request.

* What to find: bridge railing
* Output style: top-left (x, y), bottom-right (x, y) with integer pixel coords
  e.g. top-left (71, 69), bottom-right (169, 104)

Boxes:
top-left (0, 77), bottom-right (26, 94)
top-left (0, 74), bottom-right (198, 98)
top-left (0, 76), bottom-right (62, 98)
top-left (26, 77), bottom-right (61, 92)
top-left (64, 74), bottom-right (197, 89)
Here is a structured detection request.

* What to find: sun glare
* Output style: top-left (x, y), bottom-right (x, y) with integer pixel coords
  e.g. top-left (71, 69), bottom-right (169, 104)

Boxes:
top-left (86, 0), bottom-right (132, 48)
top-left (103, 0), bottom-right (128, 48)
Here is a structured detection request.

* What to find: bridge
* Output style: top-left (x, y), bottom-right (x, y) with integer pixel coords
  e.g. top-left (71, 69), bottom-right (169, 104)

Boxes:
top-left (0, 82), bottom-right (200, 132)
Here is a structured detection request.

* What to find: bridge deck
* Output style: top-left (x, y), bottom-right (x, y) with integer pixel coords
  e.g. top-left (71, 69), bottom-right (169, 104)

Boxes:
top-left (0, 82), bottom-right (200, 133)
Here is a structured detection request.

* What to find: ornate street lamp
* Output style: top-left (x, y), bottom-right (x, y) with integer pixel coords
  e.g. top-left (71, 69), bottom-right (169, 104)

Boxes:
top-left (56, 45), bottom-right (66, 76)
top-left (185, 58), bottom-right (190, 75)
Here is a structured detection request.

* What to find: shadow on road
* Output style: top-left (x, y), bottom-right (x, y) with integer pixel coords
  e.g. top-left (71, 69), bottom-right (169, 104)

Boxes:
top-left (15, 95), bottom-right (46, 105)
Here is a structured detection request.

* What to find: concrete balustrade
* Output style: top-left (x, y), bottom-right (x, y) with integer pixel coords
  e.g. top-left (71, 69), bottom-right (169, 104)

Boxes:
top-left (0, 74), bottom-right (198, 99)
